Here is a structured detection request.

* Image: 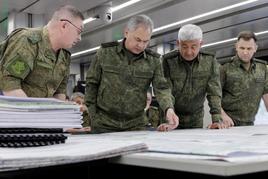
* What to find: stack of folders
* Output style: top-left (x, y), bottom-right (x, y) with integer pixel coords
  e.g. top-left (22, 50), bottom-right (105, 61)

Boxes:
top-left (0, 96), bottom-right (82, 147)
top-left (0, 95), bottom-right (82, 129)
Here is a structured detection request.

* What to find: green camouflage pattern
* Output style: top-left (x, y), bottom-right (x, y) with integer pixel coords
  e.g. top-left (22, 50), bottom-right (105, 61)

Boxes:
top-left (145, 106), bottom-right (165, 128)
top-left (6, 57), bottom-right (30, 78)
top-left (220, 56), bottom-right (268, 126)
top-left (82, 110), bottom-right (91, 127)
top-left (85, 40), bottom-right (174, 133)
top-left (0, 28), bottom-right (26, 61)
top-left (162, 49), bottom-right (222, 128)
top-left (0, 27), bottom-right (71, 97)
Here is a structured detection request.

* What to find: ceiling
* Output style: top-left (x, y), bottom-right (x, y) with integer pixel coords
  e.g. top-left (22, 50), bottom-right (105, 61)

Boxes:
top-left (0, 0), bottom-right (127, 21)
top-left (0, 0), bottom-right (174, 40)
top-left (1, 0), bottom-right (268, 64)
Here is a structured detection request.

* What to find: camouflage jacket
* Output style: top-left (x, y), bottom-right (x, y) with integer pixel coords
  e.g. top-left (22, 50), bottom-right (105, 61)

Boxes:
top-left (162, 49), bottom-right (222, 126)
top-left (85, 40), bottom-right (174, 132)
top-left (145, 106), bottom-right (164, 128)
top-left (0, 27), bottom-right (71, 97)
top-left (220, 56), bottom-right (268, 125)
top-left (82, 110), bottom-right (91, 127)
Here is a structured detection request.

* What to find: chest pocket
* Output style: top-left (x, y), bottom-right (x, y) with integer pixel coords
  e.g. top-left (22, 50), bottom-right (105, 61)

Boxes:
top-left (225, 76), bottom-right (245, 95)
top-left (102, 65), bottom-right (120, 84)
top-left (255, 77), bottom-right (265, 83)
top-left (169, 69), bottom-right (187, 95)
top-left (27, 58), bottom-right (53, 86)
top-left (28, 55), bottom-right (67, 89)
top-left (103, 65), bottom-right (120, 74)
top-left (254, 71), bottom-right (265, 83)
top-left (53, 59), bottom-right (68, 83)
top-left (253, 72), bottom-right (265, 95)
top-left (192, 71), bottom-right (209, 90)
top-left (133, 70), bottom-right (153, 90)
top-left (101, 65), bottom-right (123, 96)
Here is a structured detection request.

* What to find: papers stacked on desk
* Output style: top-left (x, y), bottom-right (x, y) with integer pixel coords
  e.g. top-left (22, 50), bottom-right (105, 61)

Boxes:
top-left (0, 135), bottom-right (148, 172)
top-left (0, 96), bottom-right (82, 129)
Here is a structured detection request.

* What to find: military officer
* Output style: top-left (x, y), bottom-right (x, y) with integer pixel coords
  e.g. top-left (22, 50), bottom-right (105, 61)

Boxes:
top-left (0, 5), bottom-right (84, 100)
top-left (85, 14), bottom-right (179, 133)
top-left (162, 24), bottom-right (225, 129)
top-left (221, 31), bottom-right (268, 126)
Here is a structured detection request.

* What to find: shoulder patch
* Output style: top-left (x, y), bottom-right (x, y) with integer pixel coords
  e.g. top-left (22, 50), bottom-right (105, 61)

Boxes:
top-left (101, 41), bottom-right (119, 48)
top-left (5, 55), bottom-right (30, 79)
top-left (254, 58), bottom-right (267, 65)
top-left (162, 49), bottom-right (179, 59)
top-left (145, 48), bottom-right (160, 58)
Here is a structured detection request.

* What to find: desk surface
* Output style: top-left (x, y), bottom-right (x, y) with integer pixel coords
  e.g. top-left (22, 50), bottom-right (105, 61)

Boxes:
top-left (111, 152), bottom-right (268, 176)
top-left (2, 126), bottom-right (268, 176)
top-left (0, 134), bottom-right (147, 172)
top-left (107, 125), bottom-right (268, 176)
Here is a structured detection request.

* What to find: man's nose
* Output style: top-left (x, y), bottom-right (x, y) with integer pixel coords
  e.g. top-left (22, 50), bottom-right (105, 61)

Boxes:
top-left (243, 49), bottom-right (249, 54)
top-left (138, 41), bottom-right (145, 49)
top-left (186, 48), bottom-right (192, 55)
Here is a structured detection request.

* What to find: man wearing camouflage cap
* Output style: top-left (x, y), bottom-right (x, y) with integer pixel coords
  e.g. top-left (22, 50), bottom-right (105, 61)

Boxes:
top-left (162, 24), bottom-right (225, 129)
top-left (85, 14), bottom-right (178, 133)
top-left (0, 5), bottom-right (84, 100)
top-left (221, 31), bottom-right (268, 127)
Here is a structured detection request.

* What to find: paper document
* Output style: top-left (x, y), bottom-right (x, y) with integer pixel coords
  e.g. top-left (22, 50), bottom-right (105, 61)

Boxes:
top-left (0, 96), bottom-right (82, 129)
top-left (0, 135), bottom-right (148, 172)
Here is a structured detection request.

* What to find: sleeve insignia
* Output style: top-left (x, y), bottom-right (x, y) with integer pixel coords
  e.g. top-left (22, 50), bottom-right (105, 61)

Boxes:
top-left (6, 56), bottom-right (30, 79)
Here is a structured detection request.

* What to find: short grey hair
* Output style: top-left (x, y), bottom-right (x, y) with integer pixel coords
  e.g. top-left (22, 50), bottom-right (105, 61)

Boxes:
top-left (52, 5), bottom-right (84, 21)
top-left (178, 24), bottom-right (203, 41)
top-left (71, 92), bottom-right (85, 101)
top-left (126, 14), bottom-right (154, 33)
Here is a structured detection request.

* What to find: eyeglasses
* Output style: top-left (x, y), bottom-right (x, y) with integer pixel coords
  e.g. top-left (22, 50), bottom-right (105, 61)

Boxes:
top-left (60, 19), bottom-right (83, 34)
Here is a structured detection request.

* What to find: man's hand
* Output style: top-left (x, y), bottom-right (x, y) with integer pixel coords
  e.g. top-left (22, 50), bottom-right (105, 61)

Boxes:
top-left (65, 127), bottom-right (91, 134)
top-left (207, 122), bottom-right (228, 129)
top-left (80, 104), bottom-right (88, 112)
top-left (3, 89), bottom-right (27, 97)
top-left (221, 108), bottom-right (234, 127)
top-left (157, 108), bottom-right (179, 132)
top-left (53, 93), bottom-right (66, 101)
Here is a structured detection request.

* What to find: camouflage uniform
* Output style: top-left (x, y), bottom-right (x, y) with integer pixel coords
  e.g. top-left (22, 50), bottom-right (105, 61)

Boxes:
top-left (82, 110), bottom-right (91, 127)
top-left (145, 106), bottom-right (164, 128)
top-left (220, 56), bottom-right (268, 126)
top-left (85, 40), bottom-right (174, 133)
top-left (0, 27), bottom-right (71, 97)
top-left (162, 50), bottom-right (222, 128)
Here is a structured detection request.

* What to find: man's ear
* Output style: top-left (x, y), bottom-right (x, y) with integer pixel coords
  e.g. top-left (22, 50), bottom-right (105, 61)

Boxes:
top-left (60, 21), bottom-right (67, 31)
top-left (176, 40), bottom-right (180, 47)
top-left (124, 28), bottom-right (129, 38)
top-left (235, 42), bottom-right (238, 52)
